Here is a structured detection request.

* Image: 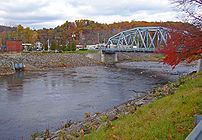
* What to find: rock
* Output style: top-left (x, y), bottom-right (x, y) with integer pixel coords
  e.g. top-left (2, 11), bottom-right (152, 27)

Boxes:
top-left (93, 117), bottom-right (102, 123)
top-left (69, 123), bottom-right (84, 133)
top-left (116, 104), bottom-right (127, 115)
top-left (0, 53), bottom-right (101, 75)
top-left (144, 96), bottom-right (153, 100)
top-left (52, 134), bottom-right (74, 140)
top-left (106, 111), bottom-right (118, 121)
top-left (127, 103), bottom-right (131, 106)
top-left (135, 100), bottom-right (144, 106)
top-left (35, 138), bottom-right (43, 140)
top-left (130, 100), bottom-right (136, 105)
top-left (125, 112), bottom-right (129, 116)
top-left (50, 134), bottom-right (57, 139)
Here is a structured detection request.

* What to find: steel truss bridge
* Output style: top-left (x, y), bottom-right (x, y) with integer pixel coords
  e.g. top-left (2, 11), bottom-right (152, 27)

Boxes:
top-left (102, 26), bottom-right (170, 53)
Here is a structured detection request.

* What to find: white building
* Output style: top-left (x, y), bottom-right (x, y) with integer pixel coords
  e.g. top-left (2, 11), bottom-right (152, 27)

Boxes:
top-left (34, 42), bottom-right (43, 51)
top-left (22, 43), bottom-right (32, 51)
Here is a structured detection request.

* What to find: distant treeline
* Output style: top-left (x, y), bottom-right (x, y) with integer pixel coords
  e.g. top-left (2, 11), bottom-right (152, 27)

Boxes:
top-left (0, 20), bottom-right (192, 47)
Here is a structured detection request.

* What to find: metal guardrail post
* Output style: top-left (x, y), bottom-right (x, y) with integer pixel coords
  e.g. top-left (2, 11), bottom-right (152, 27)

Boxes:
top-left (195, 115), bottom-right (202, 127)
top-left (185, 115), bottom-right (202, 140)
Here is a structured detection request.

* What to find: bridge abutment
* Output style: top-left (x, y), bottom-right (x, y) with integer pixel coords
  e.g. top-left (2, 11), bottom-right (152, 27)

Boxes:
top-left (101, 51), bottom-right (118, 64)
top-left (85, 51), bottom-right (118, 64)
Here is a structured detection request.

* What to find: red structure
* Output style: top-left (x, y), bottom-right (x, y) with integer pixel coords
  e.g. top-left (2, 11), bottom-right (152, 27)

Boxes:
top-left (6, 40), bottom-right (23, 52)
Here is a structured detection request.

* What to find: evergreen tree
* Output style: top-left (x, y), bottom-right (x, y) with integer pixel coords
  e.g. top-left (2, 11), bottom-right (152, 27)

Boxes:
top-left (62, 43), bottom-right (66, 51)
top-left (50, 40), bottom-right (56, 50)
top-left (44, 43), bottom-right (48, 50)
top-left (71, 41), bottom-right (76, 51)
top-left (67, 43), bottom-right (72, 51)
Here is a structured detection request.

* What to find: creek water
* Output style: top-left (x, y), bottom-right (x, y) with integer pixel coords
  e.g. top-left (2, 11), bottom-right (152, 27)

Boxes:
top-left (0, 62), bottom-right (197, 139)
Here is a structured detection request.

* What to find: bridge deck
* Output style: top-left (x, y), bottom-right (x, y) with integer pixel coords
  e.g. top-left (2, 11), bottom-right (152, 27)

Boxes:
top-left (102, 48), bottom-right (157, 53)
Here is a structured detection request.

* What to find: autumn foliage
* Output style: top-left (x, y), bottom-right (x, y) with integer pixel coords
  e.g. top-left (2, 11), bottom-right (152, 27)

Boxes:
top-left (0, 20), bottom-right (190, 46)
top-left (157, 25), bottom-right (202, 69)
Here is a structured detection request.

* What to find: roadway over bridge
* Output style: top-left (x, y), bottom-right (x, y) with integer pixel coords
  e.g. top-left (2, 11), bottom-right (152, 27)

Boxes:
top-left (102, 26), bottom-right (170, 53)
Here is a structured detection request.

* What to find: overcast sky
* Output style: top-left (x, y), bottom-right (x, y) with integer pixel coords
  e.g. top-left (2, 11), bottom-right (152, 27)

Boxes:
top-left (0, 0), bottom-right (179, 29)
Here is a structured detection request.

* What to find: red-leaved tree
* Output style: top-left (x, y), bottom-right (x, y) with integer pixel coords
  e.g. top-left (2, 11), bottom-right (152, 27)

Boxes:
top-left (157, 25), bottom-right (202, 69)
top-left (157, 0), bottom-right (202, 69)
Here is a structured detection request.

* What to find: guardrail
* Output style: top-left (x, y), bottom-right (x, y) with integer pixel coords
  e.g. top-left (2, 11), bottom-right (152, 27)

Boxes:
top-left (185, 115), bottom-right (202, 140)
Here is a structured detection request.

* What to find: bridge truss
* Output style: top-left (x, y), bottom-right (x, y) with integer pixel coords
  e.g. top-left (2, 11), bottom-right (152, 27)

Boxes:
top-left (104, 26), bottom-right (170, 52)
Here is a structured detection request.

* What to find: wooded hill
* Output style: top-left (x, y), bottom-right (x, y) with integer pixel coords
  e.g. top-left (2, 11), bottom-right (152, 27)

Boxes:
top-left (0, 25), bottom-right (15, 33)
top-left (0, 20), bottom-right (191, 46)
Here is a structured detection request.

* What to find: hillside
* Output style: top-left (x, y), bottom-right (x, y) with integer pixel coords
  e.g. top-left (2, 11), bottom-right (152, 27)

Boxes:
top-left (0, 25), bottom-right (16, 33)
top-left (0, 20), bottom-right (192, 46)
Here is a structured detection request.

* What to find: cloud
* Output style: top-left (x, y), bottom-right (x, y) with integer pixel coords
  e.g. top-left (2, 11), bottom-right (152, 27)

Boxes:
top-left (0, 0), bottom-right (178, 29)
top-left (67, 0), bottom-right (173, 17)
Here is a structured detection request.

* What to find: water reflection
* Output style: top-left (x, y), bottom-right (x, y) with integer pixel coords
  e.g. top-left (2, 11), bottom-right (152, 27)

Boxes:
top-left (3, 72), bottom-right (24, 102)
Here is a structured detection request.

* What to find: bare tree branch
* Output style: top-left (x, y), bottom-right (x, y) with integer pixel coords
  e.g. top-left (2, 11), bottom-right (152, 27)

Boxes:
top-left (171, 0), bottom-right (202, 28)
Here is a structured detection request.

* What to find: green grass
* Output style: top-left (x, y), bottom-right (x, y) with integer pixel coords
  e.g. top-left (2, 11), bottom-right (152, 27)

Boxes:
top-left (139, 54), bottom-right (165, 61)
top-left (128, 54), bottom-right (165, 62)
top-left (29, 50), bottom-right (100, 54)
top-left (63, 50), bottom-right (100, 54)
top-left (81, 74), bottom-right (202, 140)
top-left (153, 54), bottom-right (165, 59)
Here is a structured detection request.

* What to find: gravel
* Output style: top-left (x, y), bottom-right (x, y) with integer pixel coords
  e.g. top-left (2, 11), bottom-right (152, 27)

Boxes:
top-left (0, 53), bottom-right (102, 75)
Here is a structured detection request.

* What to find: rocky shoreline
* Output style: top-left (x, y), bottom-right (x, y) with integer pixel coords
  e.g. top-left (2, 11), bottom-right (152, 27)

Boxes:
top-left (0, 52), bottom-right (102, 76)
top-left (33, 89), bottom-right (157, 139)
top-left (0, 52), bottom-right (163, 76)
top-left (33, 73), bottom-right (199, 140)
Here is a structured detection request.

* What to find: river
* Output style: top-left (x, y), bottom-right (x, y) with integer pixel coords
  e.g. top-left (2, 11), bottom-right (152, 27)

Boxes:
top-left (0, 61), bottom-right (197, 139)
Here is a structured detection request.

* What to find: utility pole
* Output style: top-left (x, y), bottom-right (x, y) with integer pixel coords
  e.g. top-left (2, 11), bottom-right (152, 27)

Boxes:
top-left (47, 39), bottom-right (50, 51)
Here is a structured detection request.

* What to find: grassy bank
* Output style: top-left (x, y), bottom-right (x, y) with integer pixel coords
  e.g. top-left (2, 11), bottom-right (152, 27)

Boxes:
top-left (66, 50), bottom-right (100, 54)
top-left (81, 74), bottom-right (201, 140)
top-left (40, 50), bottom-right (99, 54)
top-left (127, 54), bottom-right (165, 62)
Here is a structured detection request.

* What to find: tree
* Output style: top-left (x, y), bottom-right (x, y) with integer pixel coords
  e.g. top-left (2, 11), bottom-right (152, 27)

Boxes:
top-left (71, 41), bottom-right (76, 51)
top-left (15, 24), bottom-right (24, 40)
top-left (157, 25), bottom-right (202, 69)
top-left (44, 43), bottom-right (48, 51)
top-left (50, 40), bottom-right (56, 50)
top-left (62, 43), bottom-right (66, 51)
top-left (23, 27), bottom-right (33, 43)
top-left (66, 43), bottom-right (72, 51)
top-left (157, 0), bottom-right (202, 69)
top-left (171, 0), bottom-right (202, 28)
top-left (66, 41), bottom-right (77, 51)
top-left (32, 31), bottom-right (38, 43)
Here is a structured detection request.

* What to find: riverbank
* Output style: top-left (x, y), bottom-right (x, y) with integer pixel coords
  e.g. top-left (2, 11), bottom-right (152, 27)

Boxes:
top-left (0, 52), bottom-right (101, 76)
top-left (33, 72), bottom-right (201, 140)
top-left (83, 73), bottom-right (201, 140)
top-left (0, 52), bottom-right (164, 76)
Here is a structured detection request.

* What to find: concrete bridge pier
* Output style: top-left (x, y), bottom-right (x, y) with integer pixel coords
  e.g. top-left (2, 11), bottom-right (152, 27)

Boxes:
top-left (101, 51), bottom-right (118, 64)
top-left (85, 51), bottom-right (118, 64)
